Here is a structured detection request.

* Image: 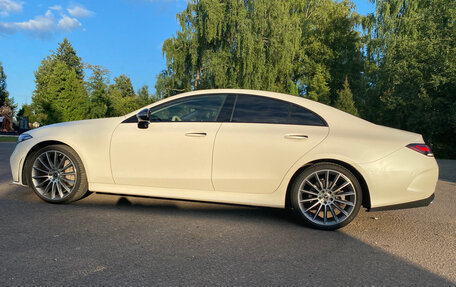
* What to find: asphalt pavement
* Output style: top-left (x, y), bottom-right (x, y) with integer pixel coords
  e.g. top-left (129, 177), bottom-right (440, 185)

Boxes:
top-left (0, 142), bottom-right (455, 286)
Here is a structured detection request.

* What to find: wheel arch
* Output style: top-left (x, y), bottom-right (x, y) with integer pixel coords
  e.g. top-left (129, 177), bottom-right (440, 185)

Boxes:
top-left (285, 158), bottom-right (371, 210)
top-left (22, 140), bottom-right (79, 186)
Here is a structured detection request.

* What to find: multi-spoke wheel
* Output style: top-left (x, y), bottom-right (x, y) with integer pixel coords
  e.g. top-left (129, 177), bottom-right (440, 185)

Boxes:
top-left (28, 145), bottom-right (89, 203)
top-left (291, 163), bottom-right (362, 230)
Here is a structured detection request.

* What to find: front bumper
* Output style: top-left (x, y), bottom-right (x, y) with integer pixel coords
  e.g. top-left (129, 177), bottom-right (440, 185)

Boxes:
top-left (9, 140), bottom-right (35, 185)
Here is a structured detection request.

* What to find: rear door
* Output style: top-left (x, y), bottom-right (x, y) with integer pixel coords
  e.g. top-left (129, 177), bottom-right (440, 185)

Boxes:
top-left (212, 95), bottom-right (329, 194)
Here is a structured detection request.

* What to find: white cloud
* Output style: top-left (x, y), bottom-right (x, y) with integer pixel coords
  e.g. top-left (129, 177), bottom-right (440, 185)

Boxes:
top-left (67, 4), bottom-right (94, 18)
top-left (49, 5), bottom-right (62, 11)
top-left (0, 3), bottom-right (95, 39)
top-left (0, 10), bottom-right (54, 38)
top-left (0, 0), bottom-right (23, 16)
top-left (0, 9), bottom-right (85, 39)
top-left (57, 14), bottom-right (81, 31)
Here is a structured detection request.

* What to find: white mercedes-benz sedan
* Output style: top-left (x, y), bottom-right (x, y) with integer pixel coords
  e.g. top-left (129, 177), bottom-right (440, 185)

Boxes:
top-left (10, 89), bottom-right (438, 230)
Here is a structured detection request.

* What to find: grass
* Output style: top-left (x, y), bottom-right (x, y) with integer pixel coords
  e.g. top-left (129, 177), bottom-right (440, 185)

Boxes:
top-left (0, 136), bottom-right (18, 142)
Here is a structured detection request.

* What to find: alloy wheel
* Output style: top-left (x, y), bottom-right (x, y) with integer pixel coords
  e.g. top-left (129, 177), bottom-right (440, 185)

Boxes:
top-left (31, 150), bottom-right (78, 201)
top-left (297, 169), bottom-right (357, 226)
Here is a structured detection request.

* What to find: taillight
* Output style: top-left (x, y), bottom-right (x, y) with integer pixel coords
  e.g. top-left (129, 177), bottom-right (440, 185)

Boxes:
top-left (406, 144), bottom-right (434, 157)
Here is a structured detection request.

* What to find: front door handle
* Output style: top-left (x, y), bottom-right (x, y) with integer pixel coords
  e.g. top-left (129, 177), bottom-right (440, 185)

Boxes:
top-left (284, 134), bottom-right (308, 140)
top-left (185, 132), bottom-right (207, 137)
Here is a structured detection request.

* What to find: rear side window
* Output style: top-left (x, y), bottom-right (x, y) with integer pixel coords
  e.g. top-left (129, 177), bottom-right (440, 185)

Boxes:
top-left (231, 95), bottom-right (290, 124)
top-left (231, 95), bottom-right (326, 126)
top-left (289, 104), bottom-right (326, 126)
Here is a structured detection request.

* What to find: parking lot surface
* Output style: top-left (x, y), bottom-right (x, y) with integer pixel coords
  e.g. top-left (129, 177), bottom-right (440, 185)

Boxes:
top-left (0, 142), bottom-right (455, 286)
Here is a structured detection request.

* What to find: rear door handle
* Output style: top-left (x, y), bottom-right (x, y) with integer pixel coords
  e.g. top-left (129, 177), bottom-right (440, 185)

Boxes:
top-left (284, 134), bottom-right (308, 140)
top-left (185, 132), bottom-right (207, 137)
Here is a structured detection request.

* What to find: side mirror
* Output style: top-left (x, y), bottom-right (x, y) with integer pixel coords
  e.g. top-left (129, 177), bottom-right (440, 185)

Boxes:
top-left (137, 108), bottom-right (150, 129)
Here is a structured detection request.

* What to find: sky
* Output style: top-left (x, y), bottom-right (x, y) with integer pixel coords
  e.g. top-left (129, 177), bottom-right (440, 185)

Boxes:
top-left (0, 0), bottom-right (375, 107)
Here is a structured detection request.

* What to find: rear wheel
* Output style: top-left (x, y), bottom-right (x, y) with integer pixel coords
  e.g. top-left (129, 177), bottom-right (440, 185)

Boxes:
top-left (291, 163), bottom-right (362, 230)
top-left (28, 144), bottom-right (89, 203)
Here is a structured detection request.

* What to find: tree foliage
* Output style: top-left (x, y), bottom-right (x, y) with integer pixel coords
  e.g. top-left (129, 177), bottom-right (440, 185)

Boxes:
top-left (86, 64), bottom-right (110, 119)
top-left (33, 59), bottom-right (88, 124)
top-left (156, 0), bottom-right (364, 104)
top-left (136, 84), bottom-right (154, 107)
top-left (334, 76), bottom-right (358, 116)
top-left (0, 61), bottom-right (17, 112)
top-left (108, 74), bottom-right (139, 116)
top-left (364, 0), bottom-right (456, 157)
top-left (32, 39), bottom-right (89, 124)
top-left (0, 61), bottom-right (8, 105)
top-left (55, 38), bottom-right (84, 80)
top-left (17, 104), bottom-right (37, 123)
top-left (30, 39), bottom-right (157, 124)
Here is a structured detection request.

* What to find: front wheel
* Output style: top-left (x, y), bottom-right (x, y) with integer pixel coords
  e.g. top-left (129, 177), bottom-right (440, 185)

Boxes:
top-left (290, 163), bottom-right (362, 230)
top-left (28, 144), bottom-right (89, 204)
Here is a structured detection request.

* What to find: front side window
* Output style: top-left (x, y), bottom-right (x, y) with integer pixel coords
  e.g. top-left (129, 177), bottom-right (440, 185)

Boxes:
top-left (149, 95), bottom-right (226, 122)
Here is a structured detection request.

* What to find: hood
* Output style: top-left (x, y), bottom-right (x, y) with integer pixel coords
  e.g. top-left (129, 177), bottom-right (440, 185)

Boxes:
top-left (25, 117), bottom-right (122, 141)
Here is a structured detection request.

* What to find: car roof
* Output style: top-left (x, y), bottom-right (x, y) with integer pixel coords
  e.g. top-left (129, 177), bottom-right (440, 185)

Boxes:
top-left (173, 89), bottom-right (307, 104)
top-left (126, 89), bottom-right (314, 116)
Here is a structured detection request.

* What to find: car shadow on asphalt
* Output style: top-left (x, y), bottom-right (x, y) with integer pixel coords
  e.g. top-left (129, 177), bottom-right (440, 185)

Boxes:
top-left (2, 186), bottom-right (455, 285)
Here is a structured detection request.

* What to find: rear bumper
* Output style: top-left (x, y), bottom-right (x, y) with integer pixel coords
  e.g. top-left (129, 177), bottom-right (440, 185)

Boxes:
top-left (359, 147), bottom-right (439, 209)
top-left (368, 193), bottom-right (435, 212)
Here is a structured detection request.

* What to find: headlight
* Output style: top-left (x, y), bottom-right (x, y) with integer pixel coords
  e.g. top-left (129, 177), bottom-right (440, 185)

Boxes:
top-left (17, 133), bottom-right (33, 143)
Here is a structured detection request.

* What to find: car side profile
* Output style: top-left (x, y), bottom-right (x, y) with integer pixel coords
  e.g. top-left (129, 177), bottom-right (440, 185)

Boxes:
top-left (10, 89), bottom-right (439, 230)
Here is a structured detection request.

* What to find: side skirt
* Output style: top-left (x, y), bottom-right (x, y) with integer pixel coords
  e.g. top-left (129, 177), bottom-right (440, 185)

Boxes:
top-left (89, 183), bottom-right (285, 208)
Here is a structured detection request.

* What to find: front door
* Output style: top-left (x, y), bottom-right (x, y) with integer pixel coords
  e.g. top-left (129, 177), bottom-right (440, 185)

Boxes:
top-left (110, 94), bottom-right (227, 190)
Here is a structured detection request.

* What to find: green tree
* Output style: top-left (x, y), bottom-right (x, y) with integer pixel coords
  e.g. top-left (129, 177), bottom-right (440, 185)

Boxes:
top-left (17, 104), bottom-right (38, 123)
top-left (0, 61), bottom-right (8, 104)
top-left (54, 38), bottom-right (84, 80)
top-left (306, 65), bottom-right (331, 104)
top-left (86, 64), bottom-right (110, 118)
top-left (111, 74), bottom-right (135, 98)
top-left (156, 0), bottom-right (364, 104)
top-left (334, 76), bottom-right (359, 116)
top-left (136, 84), bottom-right (154, 107)
top-left (32, 39), bottom-right (89, 124)
top-left (364, 0), bottom-right (456, 157)
top-left (0, 61), bottom-right (17, 112)
top-left (108, 74), bottom-right (139, 116)
top-left (33, 59), bottom-right (88, 124)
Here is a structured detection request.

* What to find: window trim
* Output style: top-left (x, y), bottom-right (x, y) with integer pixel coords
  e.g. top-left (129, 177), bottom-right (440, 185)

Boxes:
top-left (229, 95), bottom-right (238, 122)
top-left (122, 92), bottom-right (328, 127)
top-left (215, 94), bottom-right (236, 122)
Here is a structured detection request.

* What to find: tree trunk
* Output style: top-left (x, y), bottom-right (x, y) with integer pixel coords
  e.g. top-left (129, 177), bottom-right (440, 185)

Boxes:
top-left (194, 65), bottom-right (202, 89)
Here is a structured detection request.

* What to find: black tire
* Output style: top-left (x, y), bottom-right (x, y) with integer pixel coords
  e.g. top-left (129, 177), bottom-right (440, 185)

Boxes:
top-left (290, 163), bottom-right (362, 230)
top-left (28, 144), bottom-right (89, 204)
